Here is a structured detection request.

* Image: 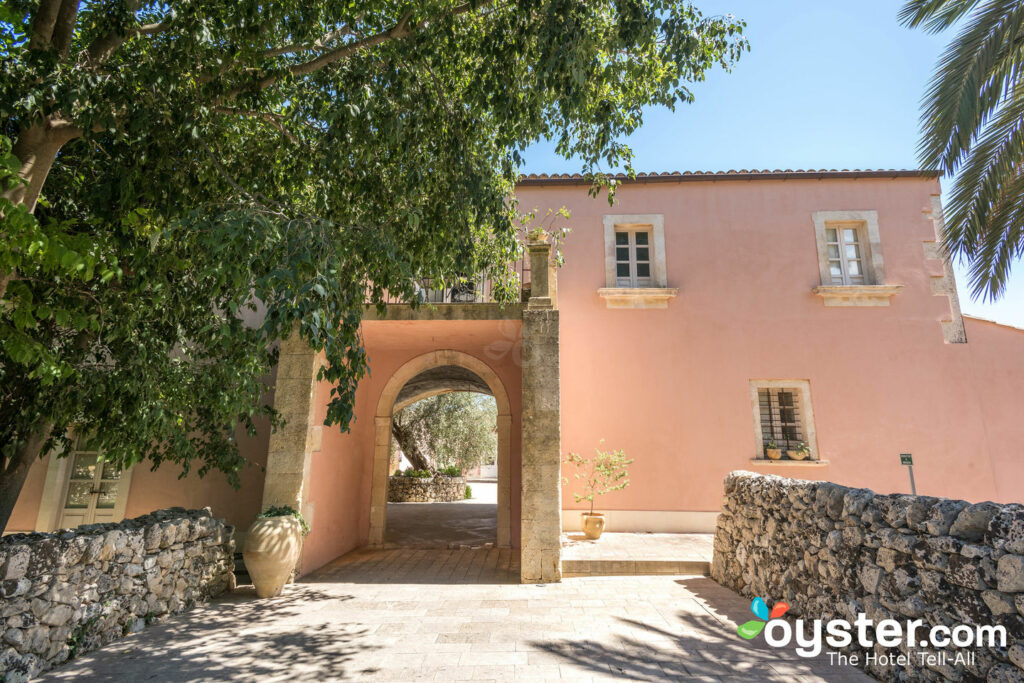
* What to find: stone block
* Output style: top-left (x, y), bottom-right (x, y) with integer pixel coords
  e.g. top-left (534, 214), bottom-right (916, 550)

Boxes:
top-left (981, 590), bottom-right (1017, 616)
top-left (924, 499), bottom-right (968, 536)
top-left (997, 554), bottom-right (1024, 593)
top-left (950, 502), bottom-right (1000, 541)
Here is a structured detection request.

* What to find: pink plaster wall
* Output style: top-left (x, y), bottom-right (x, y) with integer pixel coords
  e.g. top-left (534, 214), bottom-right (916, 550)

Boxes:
top-left (300, 319), bottom-right (523, 574)
top-left (6, 420), bottom-right (271, 535)
top-left (514, 177), bottom-right (1024, 513)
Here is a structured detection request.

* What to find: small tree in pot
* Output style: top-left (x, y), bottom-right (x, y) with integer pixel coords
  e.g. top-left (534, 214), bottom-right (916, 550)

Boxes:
top-left (564, 446), bottom-right (633, 540)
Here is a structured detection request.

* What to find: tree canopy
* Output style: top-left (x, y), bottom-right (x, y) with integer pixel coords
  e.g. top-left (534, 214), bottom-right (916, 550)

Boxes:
top-left (901, 0), bottom-right (1024, 300)
top-left (0, 0), bottom-right (746, 529)
top-left (392, 393), bottom-right (497, 472)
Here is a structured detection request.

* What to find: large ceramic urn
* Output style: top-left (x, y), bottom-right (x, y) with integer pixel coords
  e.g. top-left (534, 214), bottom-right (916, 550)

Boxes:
top-left (243, 515), bottom-right (304, 598)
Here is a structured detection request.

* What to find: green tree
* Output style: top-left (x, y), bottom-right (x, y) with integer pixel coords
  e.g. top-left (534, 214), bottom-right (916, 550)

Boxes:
top-left (0, 0), bottom-right (746, 530)
top-left (391, 393), bottom-right (497, 472)
top-left (900, 0), bottom-right (1024, 300)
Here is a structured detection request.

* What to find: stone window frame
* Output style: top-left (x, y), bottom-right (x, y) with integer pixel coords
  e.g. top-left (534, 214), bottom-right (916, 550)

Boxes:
top-left (748, 380), bottom-right (826, 466)
top-left (598, 213), bottom-right (678, 308)
top-left (810, 210), bottom-right (902, 307)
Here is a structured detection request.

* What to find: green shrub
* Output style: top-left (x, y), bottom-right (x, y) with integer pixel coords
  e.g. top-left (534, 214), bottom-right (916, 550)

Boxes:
top-left (401, 468), bottom-right (432, 479)
top-left (438, 465), bottom-right (461, 477)
top-left (465, 485), bottom-right (473, 499)
top-left (258, 505), bottom-right (311, 535)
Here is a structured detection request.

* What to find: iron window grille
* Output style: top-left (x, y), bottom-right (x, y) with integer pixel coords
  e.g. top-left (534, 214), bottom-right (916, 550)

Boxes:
top-left (758, 388), bottom-right (804, 452)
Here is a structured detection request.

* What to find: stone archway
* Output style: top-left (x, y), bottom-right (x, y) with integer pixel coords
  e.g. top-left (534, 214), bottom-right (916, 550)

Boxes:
top-left (369, 350), bottom-right (512, 547)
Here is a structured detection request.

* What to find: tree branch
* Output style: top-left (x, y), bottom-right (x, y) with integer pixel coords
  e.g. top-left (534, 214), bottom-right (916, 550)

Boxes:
top-left (83, 0), bottom-right (144, 66)
top-left (51, 0), bottom-right (81, 58)
top-left (28, 0), bottom-right (63, 51)
top-left (212, 106), bottom-right (300, 145)
top-left (224, 4), bottom-right (478, 100)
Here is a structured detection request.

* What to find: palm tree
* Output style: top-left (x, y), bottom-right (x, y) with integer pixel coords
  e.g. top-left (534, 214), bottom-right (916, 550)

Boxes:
top-left (900, 0), bottom-right (1024, 301)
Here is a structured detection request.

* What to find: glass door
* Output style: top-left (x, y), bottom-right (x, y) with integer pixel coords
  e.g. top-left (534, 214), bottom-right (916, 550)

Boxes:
top-left (59, 450), bottom-right (124, 528)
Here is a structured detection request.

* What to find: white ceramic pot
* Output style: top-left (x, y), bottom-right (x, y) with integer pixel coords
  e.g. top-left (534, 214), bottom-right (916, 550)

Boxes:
top-left (243, 516), bottom-right (304, 598)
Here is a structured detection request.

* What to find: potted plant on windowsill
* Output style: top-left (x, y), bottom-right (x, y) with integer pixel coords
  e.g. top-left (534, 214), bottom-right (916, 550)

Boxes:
top-left (244, 506), bottom-right (310, 598)
top-left (564, 445), bottom-right (634, 540)
top-left (786, 442), bottom-right (812, 461)
top-left (764, 441), bottom-right (783, 460)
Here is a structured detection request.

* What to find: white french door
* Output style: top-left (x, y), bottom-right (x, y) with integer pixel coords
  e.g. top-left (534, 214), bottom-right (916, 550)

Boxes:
top-left (59, 449), bottom-right (129, 528)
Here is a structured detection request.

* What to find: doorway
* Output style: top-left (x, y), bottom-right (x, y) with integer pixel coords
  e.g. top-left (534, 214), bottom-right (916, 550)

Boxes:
top-left (369, 350), bottom-right (512, 548)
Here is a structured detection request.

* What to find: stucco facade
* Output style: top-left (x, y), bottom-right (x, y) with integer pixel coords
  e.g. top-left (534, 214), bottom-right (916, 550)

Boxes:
top-left (8, 170), bottom-right (1024, 581)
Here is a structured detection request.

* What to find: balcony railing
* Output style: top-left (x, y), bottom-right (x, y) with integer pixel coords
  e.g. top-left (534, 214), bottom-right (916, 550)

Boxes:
top-left (378, 257), bottom-right (531, 305)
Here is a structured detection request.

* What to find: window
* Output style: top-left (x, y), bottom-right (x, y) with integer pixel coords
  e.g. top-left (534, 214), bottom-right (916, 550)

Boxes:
top-left (825, 223), bottom-right (867, 285)
top-left (615, 229), bottom-right (652, 287)
top-left (758, 388), bottom-right (804, 449)
top-left (599, 214), bottom-right (678, 308)
top-left (749, 380), bottom-right (821, 462)
top-left (811, 210), bottom-right (901, 307)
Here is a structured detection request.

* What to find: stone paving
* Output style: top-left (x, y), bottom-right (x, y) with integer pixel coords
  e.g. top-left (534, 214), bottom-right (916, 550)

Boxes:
top-left (561, 533), bottom-right (713, 577)
top-left (41, 548), bottom-right (872, 682)
top-left (385, 482), bottom-right (498, 548)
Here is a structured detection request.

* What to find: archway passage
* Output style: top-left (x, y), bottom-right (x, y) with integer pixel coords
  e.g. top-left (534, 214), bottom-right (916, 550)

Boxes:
top-left (387, 387), bottom-right (498, 547)
top-left (370, 350), bottom-right (512, 548)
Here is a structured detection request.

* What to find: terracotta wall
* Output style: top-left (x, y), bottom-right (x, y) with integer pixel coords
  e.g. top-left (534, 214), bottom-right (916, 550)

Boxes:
top-left (300, 319), bottom-right (523, 573)
top-left (514, 177), bottom-right (1024, 516)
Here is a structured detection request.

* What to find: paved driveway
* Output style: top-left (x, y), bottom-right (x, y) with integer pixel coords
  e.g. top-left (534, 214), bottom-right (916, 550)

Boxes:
top-left (41, 548), bottom-right (870, 682)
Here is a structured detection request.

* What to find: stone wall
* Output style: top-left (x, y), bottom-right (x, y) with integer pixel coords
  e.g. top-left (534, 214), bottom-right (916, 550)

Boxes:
top-left (0, 508), bottom-right (234, 681)
top-left (712, 471), bottom-right (1024, 681)
top-left (387, 476), bottom-right (466, 503)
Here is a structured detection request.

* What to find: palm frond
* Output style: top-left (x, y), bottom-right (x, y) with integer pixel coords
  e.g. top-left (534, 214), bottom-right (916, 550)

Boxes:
top-left (906, 0), bottom-right (1024, 299)
top-left (899, 0), bottom-right (983, 32)
top-left (918, 1), bottom-right (1024, 171)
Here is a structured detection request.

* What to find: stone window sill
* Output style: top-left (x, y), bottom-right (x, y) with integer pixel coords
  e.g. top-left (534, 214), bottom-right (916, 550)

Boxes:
top-left (812, 285), bottom-right (903, 307)
top-left (749, 458), bottom-right (830, 467)
top-left (598, 287), bottom-right (679, 309)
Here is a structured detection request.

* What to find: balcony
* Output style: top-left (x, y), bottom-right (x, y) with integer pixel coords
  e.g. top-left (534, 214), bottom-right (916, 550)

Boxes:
top-left (366, 258), bottom-right (532, 321)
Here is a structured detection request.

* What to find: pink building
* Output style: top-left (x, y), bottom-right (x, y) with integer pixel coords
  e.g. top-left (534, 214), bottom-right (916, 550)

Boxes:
top-left (9, 170), bottom-right (1024, 582)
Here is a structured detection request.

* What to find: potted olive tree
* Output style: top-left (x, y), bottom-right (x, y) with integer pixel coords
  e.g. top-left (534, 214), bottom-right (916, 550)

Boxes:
top-left (243, 506), bottom-right (310, 598)
top-left (564, 446), bottom-right (633, 540)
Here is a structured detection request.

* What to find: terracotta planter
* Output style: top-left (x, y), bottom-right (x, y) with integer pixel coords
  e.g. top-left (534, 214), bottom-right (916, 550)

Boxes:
top-left (765, 448), bottom-right (783, 460)
top-left (243, 516), bottom-right (304, 598)
top-left (581, 512), bottom-right (606, 540)
top-left (786, 449), bottom-right (809, 461)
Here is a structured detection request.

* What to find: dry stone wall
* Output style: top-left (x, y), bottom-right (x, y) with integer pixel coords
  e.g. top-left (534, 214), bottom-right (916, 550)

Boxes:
top-left (387, 475), bottom-right (466, 503)
top-left (0, 508), bottom-right (234, 681)
top-left (712, 471), bottom-right (1024, 682)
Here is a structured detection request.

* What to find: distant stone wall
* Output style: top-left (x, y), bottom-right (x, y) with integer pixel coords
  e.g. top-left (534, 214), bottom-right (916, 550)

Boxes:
top-left (712, 471), bottom-right (1024, 681)
top-left (387, 476), bottom-right (465, 503)
top-left (0, 508), bottom-right (234, 680)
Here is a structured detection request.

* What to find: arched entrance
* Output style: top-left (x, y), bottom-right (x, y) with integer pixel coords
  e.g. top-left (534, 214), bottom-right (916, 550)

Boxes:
top-left (369, 350), bottom-right (512, 547)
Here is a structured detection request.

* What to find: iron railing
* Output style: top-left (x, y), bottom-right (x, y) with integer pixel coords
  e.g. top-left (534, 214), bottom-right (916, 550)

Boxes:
top-left (377, 257), bottom-right (531, 305)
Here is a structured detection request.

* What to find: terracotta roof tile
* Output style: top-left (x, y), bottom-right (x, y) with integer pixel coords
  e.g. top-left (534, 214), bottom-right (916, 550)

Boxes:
top-left (516, 169), bottom-right (939, 185)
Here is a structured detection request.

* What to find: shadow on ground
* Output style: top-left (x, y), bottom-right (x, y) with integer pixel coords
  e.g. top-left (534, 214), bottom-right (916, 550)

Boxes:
top-left (41, 586), bottom-right (375, 682)
top-left (529, 577), bottom-right (859, 681)
top-left (384, 501), bottom-right (497, 548)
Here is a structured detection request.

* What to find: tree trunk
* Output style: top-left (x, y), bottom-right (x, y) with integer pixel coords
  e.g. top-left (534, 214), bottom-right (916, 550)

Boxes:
top-left (6, 122), bottom-right (67, 213)
top-left (0, 419), bottom-right (55, 532)
top-left (0, 121), bottom-right (75, 301)
top-left (391, 420), bottom-right (433, 471)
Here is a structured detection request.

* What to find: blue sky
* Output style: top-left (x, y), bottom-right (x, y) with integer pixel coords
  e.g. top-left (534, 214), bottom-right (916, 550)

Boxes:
top-left (521, 0), bottom-right (1024, 327)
